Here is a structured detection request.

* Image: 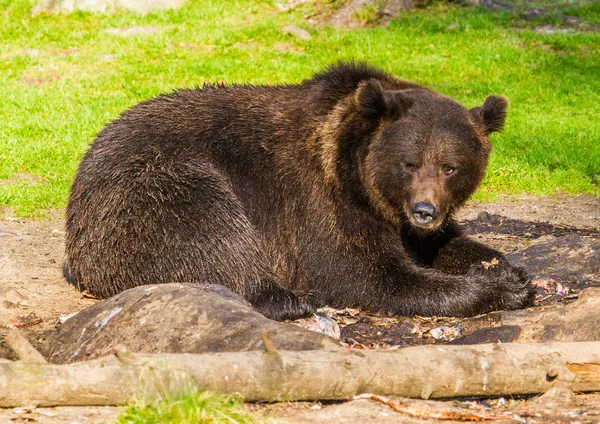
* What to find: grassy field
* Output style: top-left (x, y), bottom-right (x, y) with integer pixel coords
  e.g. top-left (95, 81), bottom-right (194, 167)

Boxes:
top-left (1, 0), bottom-right (599, 216)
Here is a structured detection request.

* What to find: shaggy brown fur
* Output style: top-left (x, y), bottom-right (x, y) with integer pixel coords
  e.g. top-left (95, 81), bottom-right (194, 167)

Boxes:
top-left (65, 62), bottom-right (532, 320)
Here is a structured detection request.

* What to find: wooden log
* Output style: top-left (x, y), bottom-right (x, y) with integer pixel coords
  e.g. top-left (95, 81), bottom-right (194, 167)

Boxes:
top-left (1, 341), bottom-right (600, 407)
top-left (4, 329), bottom-right (47, 364)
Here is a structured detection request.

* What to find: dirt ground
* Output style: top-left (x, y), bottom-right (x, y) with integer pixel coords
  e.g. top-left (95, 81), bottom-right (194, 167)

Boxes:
top-left (0, 193), bottom-right (599, 423)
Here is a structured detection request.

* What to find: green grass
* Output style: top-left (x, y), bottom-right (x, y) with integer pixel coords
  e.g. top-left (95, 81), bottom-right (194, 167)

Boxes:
top-left (116, 390), bottom-right (254, 424)
top-left (1, 0), bottom-right (599, 215)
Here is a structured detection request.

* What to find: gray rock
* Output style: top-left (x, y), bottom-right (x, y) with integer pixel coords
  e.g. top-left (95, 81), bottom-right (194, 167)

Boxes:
top-left (327, 0), bottom-right (375, 28)
top-left (429, 324), bottom-right (461, 341)
top-left (44, 283), bottom-right (338, 364)
top-left (32, 0), bottom-right (187, 15)
top-left (507, 234), bottom-right (599, 284)
top-left (500, 288), bottom-right (600, 343)
top-left (379, 0), bottom-right (413, 26)
top-left (449, 287), bottom-right (600, 345)
top-left (450, 325), bottom-right (522, 345)
top-left (327, 0), bottom-right (413, 28)
top-left (282, 25), bottom-right (312, 40)
top-left (529, 387), bottom-right (576, 409)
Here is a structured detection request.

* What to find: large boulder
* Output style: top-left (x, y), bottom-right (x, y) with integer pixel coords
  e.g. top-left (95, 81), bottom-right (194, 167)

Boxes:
top-left (507, 234), bottom-right (599, 284)
top-left (44, 283), bottom-right (337, 364)
top-left (450, 287), bottom-right (600, 345)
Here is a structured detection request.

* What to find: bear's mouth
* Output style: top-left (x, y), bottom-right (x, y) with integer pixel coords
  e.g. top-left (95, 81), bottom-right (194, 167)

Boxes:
top-left (405, 203), bottom-right (445, 232)
top-left (413, 211), bottom-right (434, 225)
top-left (410, 216), bottom-right (443, 231)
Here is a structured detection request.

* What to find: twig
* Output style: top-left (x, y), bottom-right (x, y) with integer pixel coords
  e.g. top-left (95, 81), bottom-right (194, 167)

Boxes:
top-left (261, 329), bottom-right (278, 355)
top-left (7, 312), bottom-right (42, 329)
top-left (114, 345), bottom-right (138, 365)
top-left (349, 393), bottom-right (521, 421)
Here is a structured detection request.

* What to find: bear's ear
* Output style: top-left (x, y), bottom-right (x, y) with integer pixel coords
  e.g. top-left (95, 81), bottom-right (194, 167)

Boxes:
top-left (471, 95), bottom-right (508, 134)
top-left (355, 79), bottom-right (411, 119)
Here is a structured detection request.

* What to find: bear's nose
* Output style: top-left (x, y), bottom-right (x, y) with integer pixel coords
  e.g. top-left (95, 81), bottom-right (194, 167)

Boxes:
top-left (411, 202), bottom-right (437, 225)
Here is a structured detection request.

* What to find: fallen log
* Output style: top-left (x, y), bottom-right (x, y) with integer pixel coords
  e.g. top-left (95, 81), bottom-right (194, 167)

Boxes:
top-left (2, 334), bottom-right (600, 407)
top-left (4, 330), bottom-right (47, 364)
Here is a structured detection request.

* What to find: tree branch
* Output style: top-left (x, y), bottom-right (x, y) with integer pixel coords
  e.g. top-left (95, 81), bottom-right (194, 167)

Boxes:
top-left (2, 340), bottom-right (600, 407)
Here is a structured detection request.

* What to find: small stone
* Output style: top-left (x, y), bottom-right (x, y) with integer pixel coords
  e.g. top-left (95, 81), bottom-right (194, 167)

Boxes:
top-left (429, 324), bottom-right (461, 341)
top-left (293, 313), bottom-right (341, 339)
top-left (477, 211), bottom-right (491, 221)
top-left (282, 25), bottom-right (312, 40)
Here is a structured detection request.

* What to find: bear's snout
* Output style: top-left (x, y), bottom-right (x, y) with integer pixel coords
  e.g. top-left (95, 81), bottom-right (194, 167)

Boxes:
top-left (411, 202), bottom-right (438, 225)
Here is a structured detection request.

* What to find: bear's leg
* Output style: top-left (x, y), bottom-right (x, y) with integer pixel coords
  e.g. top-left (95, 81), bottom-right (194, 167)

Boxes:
top-left (432, 236), bottom-right (514, 275)
top-left (371, 260), bottom-right (533, 317)
top-left (423, 233), bottom-right (534, 316)
top-left (402, 223), bottom-right (522, 280)
top-left (356, 230), bottom-right (533, 317)
top-left (65, 166), bottom-right (320, 321)
top-left (247, 284), bottom-right (323, 321)
top-left (411, 222), bottom-right (531, 296)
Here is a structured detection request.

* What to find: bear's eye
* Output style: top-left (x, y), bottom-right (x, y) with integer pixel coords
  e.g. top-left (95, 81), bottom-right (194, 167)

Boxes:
top-left (443, 165), bottom-right (456, 176)
top-left (406, 163), bottom-right (418, 173)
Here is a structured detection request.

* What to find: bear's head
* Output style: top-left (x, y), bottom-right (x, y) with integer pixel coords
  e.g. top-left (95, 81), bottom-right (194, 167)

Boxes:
top-left (357, 79), bottom-right (507, 232)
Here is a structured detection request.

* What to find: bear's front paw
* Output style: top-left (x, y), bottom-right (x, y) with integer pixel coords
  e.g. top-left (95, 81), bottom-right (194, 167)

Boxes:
top-left (296, 290), bottom-right (326, 312)
top-left (498, 266), bottom-right (534, 310)
top-left (254, 289), bottom-right (325, 321)
top-left (469, 262), bottom-right (534, 311)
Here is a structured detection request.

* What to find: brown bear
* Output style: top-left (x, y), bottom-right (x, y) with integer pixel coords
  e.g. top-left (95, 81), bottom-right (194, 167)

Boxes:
top-left (64, 62), bottom-right (533, 321)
